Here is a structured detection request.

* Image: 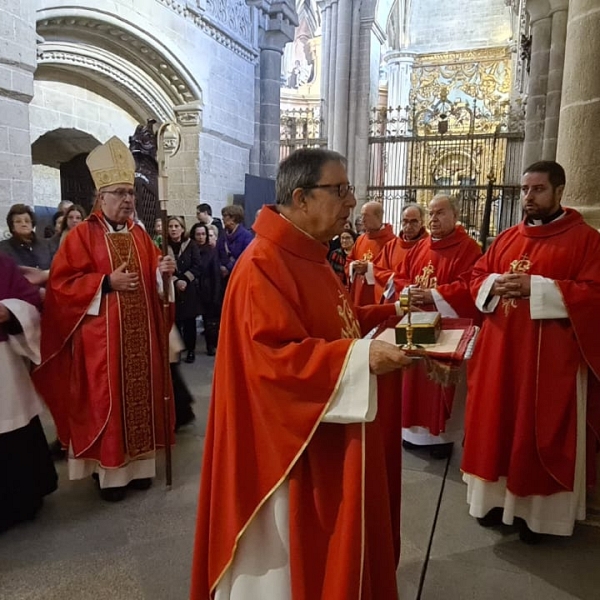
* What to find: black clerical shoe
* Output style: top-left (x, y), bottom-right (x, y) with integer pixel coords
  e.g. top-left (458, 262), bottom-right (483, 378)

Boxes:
top-left (476, 507), bottom-right (504, 528)
top-left (517, 520), bottom-right (543, 544)
top-left (429, 442), bottom-right (454, 460)
top-left (99, 486), bottom-right (127, 502)
top-left (206, 346), bottom-right (216, 357)
top-left (184, 351), bottom-right (196, 363)
top-left (49, 439), bottom-right (66, 461)
top-left (128, 478), bottom-right (153, 491)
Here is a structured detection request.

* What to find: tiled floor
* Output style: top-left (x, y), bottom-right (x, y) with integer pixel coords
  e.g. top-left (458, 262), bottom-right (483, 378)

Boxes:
top-left (1, 354), bottom-right (599, 599)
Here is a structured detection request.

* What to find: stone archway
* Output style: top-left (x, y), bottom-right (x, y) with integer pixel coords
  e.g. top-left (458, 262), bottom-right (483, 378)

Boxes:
top-left (32, 7), bottom-right (205, 218)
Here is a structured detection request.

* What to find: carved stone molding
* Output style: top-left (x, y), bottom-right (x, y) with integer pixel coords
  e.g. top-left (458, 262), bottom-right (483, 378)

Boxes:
top-left (206, 0), bottom-right (252, 41)
top-left (37, 41), bottom-right (174, 121)
top-left (174, 102), bottom-right (203, 127)
top-left (154, 0), bottom-right (257, 59)
top-left (37, 14), bottom-right (202, 106)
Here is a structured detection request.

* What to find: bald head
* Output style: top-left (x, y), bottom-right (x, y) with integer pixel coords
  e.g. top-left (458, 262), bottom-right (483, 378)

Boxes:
top-left (360, 201), bottom-right (384, 233)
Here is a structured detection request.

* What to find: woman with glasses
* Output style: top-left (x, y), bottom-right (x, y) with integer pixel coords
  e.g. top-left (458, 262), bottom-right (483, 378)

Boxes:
top-left (190, 222), bottom-right (223, 356)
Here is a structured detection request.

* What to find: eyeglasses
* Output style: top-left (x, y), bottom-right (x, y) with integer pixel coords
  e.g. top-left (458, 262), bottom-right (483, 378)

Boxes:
top-left (303, 183), bottom-right (355, 199)
top-left (104, 188), bottom-right (136, 199)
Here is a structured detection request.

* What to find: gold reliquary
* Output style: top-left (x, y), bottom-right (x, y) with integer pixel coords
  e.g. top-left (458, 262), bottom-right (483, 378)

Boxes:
top-left (395, 311), bottom-right (442, 345)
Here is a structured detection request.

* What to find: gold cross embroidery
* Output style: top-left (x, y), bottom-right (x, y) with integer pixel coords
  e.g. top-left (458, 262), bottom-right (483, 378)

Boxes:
top-left (414, 260), bottom-right (437, 289)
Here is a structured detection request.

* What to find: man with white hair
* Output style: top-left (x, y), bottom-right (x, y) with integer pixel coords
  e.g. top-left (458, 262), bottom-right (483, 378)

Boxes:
top-left (393, 194), bottom-right (481, 458)
top-left (346, 201), bottom-right (396, 306)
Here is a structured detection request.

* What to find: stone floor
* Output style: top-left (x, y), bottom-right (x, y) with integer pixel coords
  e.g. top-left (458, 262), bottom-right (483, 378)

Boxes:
top-left (1, 354), bottom-right (600, 599)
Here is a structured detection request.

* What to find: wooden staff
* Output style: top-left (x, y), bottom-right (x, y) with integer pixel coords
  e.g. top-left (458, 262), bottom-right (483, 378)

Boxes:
top-left (156, 122), bottom-right (181, 487)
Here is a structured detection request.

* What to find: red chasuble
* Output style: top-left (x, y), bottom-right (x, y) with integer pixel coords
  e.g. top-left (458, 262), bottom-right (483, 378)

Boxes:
top-left (33, 212), bottom-right (174, 467)
top-left (373, 230), bottom-right (429, 301)
top-left (393, 226), bottom-right (482, 436)
top-left (461, 209), bottom-right (600, 497)
top-left (346, 224), bottom-right (396, 306)
top-left (190, 206), bottom-right (402, 600)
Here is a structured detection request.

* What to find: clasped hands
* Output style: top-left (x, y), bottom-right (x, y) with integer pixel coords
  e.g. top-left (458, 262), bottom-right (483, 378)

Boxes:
top-left (408, 286), bottom-right (434, 308)
top-left (351, 260), bottom-right (369, 275)
top-left (491, 273), bottom-right (531, 299)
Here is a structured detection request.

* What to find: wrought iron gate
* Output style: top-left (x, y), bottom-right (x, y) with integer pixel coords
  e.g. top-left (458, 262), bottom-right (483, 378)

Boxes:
top-left (367, 97), bottom-right (525, 247)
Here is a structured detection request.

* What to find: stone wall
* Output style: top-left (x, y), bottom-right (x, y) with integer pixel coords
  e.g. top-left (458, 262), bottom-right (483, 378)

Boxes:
top-left (408, 0), bottom-right (511, 53)
top-left (30, 0), bottom-right (257, 222)
top-left (0, 0), bottom-right (36, 236)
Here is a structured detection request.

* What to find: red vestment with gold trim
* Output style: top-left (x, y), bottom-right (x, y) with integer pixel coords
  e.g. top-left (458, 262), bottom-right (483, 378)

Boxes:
top-left (462, 209), bottom-right (600, 496)
top-left (190, 206), bottom-right (402, 600)
top-left (373, 230), bottom-right (429, 301)
top-left (33, 212), bottom-right (174, 467)
top-left (346, 224), bottom-right (396, 306)
top-left (393, 226), bottom-right (482, 436)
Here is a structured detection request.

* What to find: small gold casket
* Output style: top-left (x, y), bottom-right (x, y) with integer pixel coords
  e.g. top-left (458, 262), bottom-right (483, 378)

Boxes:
top-left (395, 311), bottom-right (442, 345)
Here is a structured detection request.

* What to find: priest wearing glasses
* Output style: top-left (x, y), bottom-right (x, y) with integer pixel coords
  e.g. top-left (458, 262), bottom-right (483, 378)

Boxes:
top-left (34, 136), bottom-right (177, 502)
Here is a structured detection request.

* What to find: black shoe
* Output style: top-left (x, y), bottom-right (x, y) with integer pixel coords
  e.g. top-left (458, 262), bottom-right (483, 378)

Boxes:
top-left (206, 347), bottom-right (216, 357)
top-left (128, 478), bottom-right (153, 491)
top-left (49, 439), bottom-right (66, 461)
top-left (99, 487), bottom-right (127, 502)
top-left (184, 351), bottom-right (195, 363)
top-left (402, 440), bottom-right (422, 450)
top-left (429, 442), bottom-right (454, 459)
top-left (477, 507), bottom-right (504, 528)
top-left (518, 520), bottom-right (542, 544)
top-left (175, 409), bottom-right (196, 431)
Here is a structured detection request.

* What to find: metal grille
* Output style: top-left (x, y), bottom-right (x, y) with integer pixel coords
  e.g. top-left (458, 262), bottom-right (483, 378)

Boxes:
top-left (280, 106), bottom-right (327, 161)
top-left (368, 102), bottom-right (525, 248)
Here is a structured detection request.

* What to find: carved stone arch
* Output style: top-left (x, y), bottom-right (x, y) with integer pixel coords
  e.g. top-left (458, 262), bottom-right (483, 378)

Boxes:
top-left (36, 7), bottom-right (204, 121)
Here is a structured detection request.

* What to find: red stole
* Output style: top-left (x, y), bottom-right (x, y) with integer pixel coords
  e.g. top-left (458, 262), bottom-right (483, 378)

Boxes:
top-left (190, 206), bottom-right (401, 600)
top-left (33, 212), bottom-right (174, 466)
top-left (462, 208), bottom-right (600, 496)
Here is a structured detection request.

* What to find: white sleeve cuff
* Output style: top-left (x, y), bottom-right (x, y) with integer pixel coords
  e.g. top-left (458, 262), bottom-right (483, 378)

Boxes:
top-left (476, 274), bottom-right (501, 312)
top-left (364, 261), bottom-right (375, 285)
top-left (529, 275), bottom-right (568, 319)
top-left (87, 285), bottom-right (103, 316)
top-left (1, 298), bottom-right (41, 364)
top-left (323, 339), bottom-right (377, 423)
top-left (349, 262), bottom-right (356, 283)
top-left (431, 288), bottom-right (458, 318)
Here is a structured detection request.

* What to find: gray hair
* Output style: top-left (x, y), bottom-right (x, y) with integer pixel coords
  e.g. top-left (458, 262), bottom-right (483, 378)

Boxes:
top-left (431, 194), bottom-right (460, 216)
top-left (276, 148), bottom-right (347, 206)
top-left (402, 203), bottom-right (426, 221)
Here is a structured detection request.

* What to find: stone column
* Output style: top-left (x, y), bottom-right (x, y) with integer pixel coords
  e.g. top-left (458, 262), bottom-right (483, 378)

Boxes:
top-left (169, 102), bottom-right (202, 219)
top-left (352, 18), bottom-right (385, 206)
top-left (332, 0), bottom-right (353, 154)
top-left (384, 51), bottom-right (414, 124)
top-left (248, 1), bottom-right (297, 179)
top-left (382, 51), bottom-right (414, 198)
top-left (542, 0), bottom-right (568, 159)
top-left (556, 0), bottom-right (600, 229)
top-left (317, 0), bottom-right (332, 134)
top-left (327, 1), bottom-right (339, 144)
top-left (522, 0), bottom-right (551, 169)
top-left (0, 1), bottom-right (36, 232)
